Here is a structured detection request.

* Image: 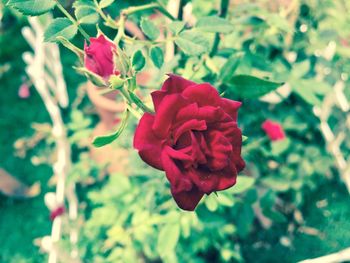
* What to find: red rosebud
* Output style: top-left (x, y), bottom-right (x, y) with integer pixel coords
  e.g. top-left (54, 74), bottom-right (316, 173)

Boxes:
top-left (133, 74), bottom-right (245, 211)
top-left (261, 120), bottom-right (285, 141)
top-left (84, 35), bottom-right (116, 79)
top-left (50, 206), bottom-right (65, 221)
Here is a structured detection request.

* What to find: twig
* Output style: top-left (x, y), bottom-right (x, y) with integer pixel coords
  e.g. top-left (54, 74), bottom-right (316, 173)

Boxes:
top-left (210, 0), bottom-right (230, 57)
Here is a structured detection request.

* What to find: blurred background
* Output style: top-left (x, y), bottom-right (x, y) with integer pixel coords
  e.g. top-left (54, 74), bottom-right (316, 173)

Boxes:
top-left (0, 0), bottom-right (350, 262)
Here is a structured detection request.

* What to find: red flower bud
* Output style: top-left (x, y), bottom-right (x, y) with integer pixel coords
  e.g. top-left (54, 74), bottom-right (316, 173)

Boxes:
top-left (84, 35), bottom-right (116, 79)
top-left (261, 120), bottom-right (285, 141)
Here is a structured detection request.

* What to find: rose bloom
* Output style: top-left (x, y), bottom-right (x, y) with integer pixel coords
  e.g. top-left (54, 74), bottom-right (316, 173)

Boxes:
top-left (261, 120), bottom-right (285, 141)
top-left (134, 75), bottom-right (245, 211)
top-left (84, 35), bottom-right (117, 79)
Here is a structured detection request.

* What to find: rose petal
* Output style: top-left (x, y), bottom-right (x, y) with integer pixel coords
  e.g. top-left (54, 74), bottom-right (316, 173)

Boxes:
top-left (161, 151), bottom-right (192, 193)
top-left (188, 168), bottom-right (220, 193)
top-left (220, 98), bottom-right (241, 122)
top-left (152, 94), bottom-right (188, 138)
top-left (134, 113), bottom-right (164, 170)
top-left (216, 164), bottom-right (238, 191)
top-left (170, 185), bottom-right (204, 211)
top-left (161, 74), bottom-right (196, 94)
top-left (173, 119), bottom-right (207, 143)
top-left (181, 83), bottom-right (221, 106)
top-left (151, 90), bottom-right (167, 112)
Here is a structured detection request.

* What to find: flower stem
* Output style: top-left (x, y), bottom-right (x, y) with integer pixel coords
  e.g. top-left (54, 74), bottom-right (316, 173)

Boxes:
top-left (93, 0), bottom-right (118, 29)
top-left (210, 0), bottom-right (230, 56)
top-left (55, 0), bottom-right (90, 42)
top-left (122, 3), bottom-right (159, 16)
top-left (114, 14), bottom-right (126, 43)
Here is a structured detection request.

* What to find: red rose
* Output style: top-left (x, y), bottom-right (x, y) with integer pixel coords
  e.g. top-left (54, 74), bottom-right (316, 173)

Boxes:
top-left (261, 120), bottom-right (285, 141)
top-left (84, 35), bottom-right (117, 79)
top-left (133, 75), bottom-right (245, 211)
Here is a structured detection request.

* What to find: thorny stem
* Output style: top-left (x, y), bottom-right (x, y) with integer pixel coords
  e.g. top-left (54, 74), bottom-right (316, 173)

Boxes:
top-left (93, 0), bottom-right (118, 28)
top-left (210, 0), bottom-right (230, 56)
top-left (54, 0), bottom-right (90, 42)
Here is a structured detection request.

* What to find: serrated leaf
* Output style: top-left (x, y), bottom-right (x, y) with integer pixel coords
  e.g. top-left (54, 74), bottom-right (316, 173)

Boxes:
top-left (132, 50), bottom-right (146, 71)
top-left (44, 18), bottom-right (78, 42)
top-left (227, 176), bottom-right (255, 194)
top-left (261, 177), bottom-right (290, 192)
top-left (225, 75), bottom-right (284, 99)
top-left (74, 67), bottom-right (106, 87)
top-left (75, 6), bottom-right (99, 24)
top-left (140, 18), bottom-right (160, 40)
top-left (175, 30), bottom-right (210, 55)
top-left (8, 0), bottom-right (56, 16)
top-left (150, 46), bottom-right (164, 68)
top-left (92, 110), bottom-right (129, 147)
top-left (291, 79), bottom-right (330, 106)
top-left (196, 16), bottom-right (234, 33)
top-left (56, 36), bottom-right (84, 62)
top-left (99, 0), bottom-right (115, 8)
top-left (72, 0), bottom-right (95, 9)
top-left (271, 138), bottom-right (290, 156)
top-left (168, 21), bottom-right (185, 35)
top-left (157, 224), bottom-right (180, 258)
top-left (219, 52), bottom-right (243, 82)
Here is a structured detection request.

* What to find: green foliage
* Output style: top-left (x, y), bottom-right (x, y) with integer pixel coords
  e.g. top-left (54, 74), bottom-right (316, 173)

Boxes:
top-left (44, 18), bottom-right (78, 42)
top-left (140, 17), bottom-right (160, 40)
top-left (150, 46), bottom-right (164, 68)
top-left (92, 110), bottom-right (129, 147)
top-left (99, 0), bottom-right (115, 9)
top-left (132, 50), bottom-right (146, 71)
top-left (7, 0), bottom-right (56, 16)
top-left (196, 16), bottom-right (234, 33)
top-left (224, 75), bottom-right (284, 99)
top-left (168, 21), bottom-right (185, 35)
top-left (175, 30), bottom-right (210, 55)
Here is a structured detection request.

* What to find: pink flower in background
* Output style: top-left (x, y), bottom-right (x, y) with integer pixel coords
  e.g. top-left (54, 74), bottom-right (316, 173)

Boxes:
top-left (50, 206), bottom-right (65, 221)
top-left (261, 120), bottom-right (285, 141)
top-left (18, 83), bottom-right (30, 99)
top-left (84, 35), bottom-right (117, 79)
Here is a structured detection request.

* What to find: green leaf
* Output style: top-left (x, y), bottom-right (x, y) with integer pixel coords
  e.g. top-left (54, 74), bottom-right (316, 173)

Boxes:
top-left (99, 0), bottom-right (115, 8)
top-left (132, 50), bottom-right (146, 71)
top-left (271, 138), bottom-right (290, 156)
top-left (140, 18), bottom-right (160, 40)
top-left (72, 0), bottom-right (95, 9)
top-left (157, 224), bottom-right (180, 258)
top-left (175, 30), bottom-right (210, 55)
top-left (44, 18), bottom-right (78, 42)
top-left (74, 67), bottom-right (106, 87)
top-left (168, 21), bottom-right (185, 35)
top-left (150, 46), bottom-right (164, 68)
top-left (219, 52), bottom-right (243, 82)
top-left (7, 0), bottom-right (56, 16)
top-left (204, 194), bottom-right (218, 211)
top-left (226, 75), bottom-right (284, 99)
top-left (263, 208), bottom-right (287, 223)
top-left (261, 177), bottom-right (290, 192)
top-left (75, 6), bottom-right (99, 24)
top-left (92, 110), bottom-right (129, 147)
top-left (56, 36), bottom-right (84, 62)
top-left (227, 176), bottom-right (255, 194)
top-left (196, 16), bottom-right (234, 33)
top-left (266, 14), bottom-right (291, 32)
top-left (291, 80), bottom-right (322, 106)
